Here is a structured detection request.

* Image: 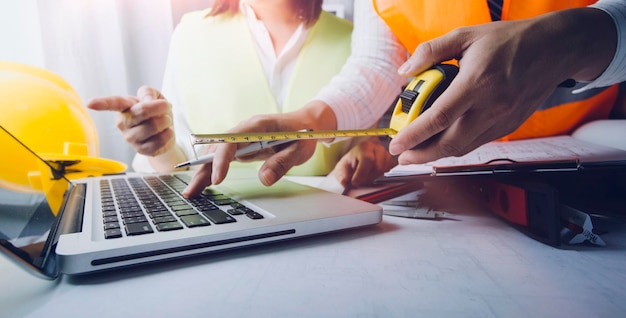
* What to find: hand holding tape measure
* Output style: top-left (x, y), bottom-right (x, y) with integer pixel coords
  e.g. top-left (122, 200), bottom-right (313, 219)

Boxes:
top-left (190, 64), bottom-right (459, 146)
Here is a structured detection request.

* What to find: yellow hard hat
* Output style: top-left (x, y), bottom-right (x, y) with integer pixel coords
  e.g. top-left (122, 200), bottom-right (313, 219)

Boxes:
top-left (0, 60), bottom-right (84, 114)
top-left (0, 61), bottom-right (126, 213)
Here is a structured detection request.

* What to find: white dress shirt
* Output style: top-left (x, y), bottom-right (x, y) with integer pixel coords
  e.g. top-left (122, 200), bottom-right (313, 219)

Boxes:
top-left (133, 4), bottom-right (309, 172)
top-left (241, 3), bottom-right (309, 110)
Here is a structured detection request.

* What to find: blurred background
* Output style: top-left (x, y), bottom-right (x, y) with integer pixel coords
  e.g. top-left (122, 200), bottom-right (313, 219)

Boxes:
top-left (0, 0), bottom-right (354, 167)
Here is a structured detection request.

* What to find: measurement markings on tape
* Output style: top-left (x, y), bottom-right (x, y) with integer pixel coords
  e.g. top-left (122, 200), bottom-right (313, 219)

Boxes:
top-left (192, 128), bottom-right (398, 144)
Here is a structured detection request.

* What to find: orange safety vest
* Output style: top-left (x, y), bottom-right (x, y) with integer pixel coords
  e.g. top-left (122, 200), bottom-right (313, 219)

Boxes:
top-left (373, 0), bottom-right (618, 141)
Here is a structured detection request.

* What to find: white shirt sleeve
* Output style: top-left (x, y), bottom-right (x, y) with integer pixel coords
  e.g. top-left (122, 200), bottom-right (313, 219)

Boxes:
top-left (576, 0), bottom-right (626, 92)
top-left (313, 0), bottom-right (408, 131)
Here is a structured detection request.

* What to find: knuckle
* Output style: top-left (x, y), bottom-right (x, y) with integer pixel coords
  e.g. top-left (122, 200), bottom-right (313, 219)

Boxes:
top-left (115, 113), bottom-right (127, 130)
top-left (133, 103), bottom-right (147, 118)
top-left (427, 108), bottom-right (452, 132)
top-left (149, 116), bottom-right (164, 132)
top-left (447, 27), bottom-right (464, 38)
top-left (448, 26), bottom-right (473, 44)
top-left (162, 114), bottom-right (174, 129)
top-left (232, 114), bottom-right (273, 132)
top-left (413, 41), bottom-right (435, 61)
top-left (271, 156), bottom-right (291, 175)
top-left (242, 114), bottom-right (263, 125)
top-left (122, 130), bottom-right (135, 145)
top-left (115, 119), bottom-right (124, 131)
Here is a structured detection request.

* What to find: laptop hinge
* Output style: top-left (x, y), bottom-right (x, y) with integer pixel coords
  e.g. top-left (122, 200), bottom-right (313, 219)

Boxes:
top-left (56, 183), bottom-right (86, 236)
top-left (30, 183), bottom-right (86, 279)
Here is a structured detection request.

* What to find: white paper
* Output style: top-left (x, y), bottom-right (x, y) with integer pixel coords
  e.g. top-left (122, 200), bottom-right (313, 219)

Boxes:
top-left (385, 135), bottom-right (626, 177)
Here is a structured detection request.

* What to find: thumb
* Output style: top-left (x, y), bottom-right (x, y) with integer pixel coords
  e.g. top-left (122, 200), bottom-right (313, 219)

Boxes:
top-left (137, 85), bottom-right (164, 102)
top-left (398, 31), bottom-right (466, 76)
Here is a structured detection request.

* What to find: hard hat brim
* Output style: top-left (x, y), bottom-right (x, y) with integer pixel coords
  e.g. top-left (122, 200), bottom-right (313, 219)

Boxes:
top-left (38, 154), bottom-right (127, 179)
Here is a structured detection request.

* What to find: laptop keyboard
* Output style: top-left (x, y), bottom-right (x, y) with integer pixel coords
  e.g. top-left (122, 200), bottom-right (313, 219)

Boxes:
top-left (99, 174), bottom-right (264, 239)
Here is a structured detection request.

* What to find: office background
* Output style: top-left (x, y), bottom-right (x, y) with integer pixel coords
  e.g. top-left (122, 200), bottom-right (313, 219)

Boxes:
top-left (0, 0), bottom-right (354, 167)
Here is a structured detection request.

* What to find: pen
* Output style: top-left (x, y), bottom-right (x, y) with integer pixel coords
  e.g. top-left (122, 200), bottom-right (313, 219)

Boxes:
top-left (175, 138), bottom-right (294, 168)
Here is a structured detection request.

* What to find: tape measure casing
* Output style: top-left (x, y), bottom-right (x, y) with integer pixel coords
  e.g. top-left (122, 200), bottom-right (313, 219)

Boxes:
top-left (389, 64), bottom-right (458, 134)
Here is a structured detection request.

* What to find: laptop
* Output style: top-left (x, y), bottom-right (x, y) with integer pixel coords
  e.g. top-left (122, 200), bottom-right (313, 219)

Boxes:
top-left (0, 124), bottom-right (382, 279)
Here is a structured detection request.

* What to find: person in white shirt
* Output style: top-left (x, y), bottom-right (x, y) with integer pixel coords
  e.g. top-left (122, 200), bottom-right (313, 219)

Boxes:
top-left (88, 0), bottom-right (397, 190)
top-left (181, 0), bottom-right (626, 198)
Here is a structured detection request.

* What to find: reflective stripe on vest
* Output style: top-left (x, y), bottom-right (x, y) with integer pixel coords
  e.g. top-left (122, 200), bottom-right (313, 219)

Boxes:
top-left (373, 0), bottom-right (618, 140)
top-left (173, 10), bottom-right (353, 175)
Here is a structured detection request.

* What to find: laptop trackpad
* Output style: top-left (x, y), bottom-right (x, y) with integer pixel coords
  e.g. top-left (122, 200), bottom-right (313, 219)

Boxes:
top-left (216, 173), bottom-right (379, 218)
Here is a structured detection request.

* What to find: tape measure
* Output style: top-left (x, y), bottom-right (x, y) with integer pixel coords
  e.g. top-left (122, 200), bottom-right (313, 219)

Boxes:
top-left (192, 64), bottom-right (459, 145)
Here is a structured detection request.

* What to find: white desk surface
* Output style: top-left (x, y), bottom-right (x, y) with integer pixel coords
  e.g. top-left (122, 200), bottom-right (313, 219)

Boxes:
top-left (1, 177), bottom-right (625, 318)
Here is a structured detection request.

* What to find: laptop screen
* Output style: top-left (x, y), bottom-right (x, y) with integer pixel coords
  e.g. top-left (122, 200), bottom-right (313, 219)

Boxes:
top-left (0, 125), bottom-right (71, 279)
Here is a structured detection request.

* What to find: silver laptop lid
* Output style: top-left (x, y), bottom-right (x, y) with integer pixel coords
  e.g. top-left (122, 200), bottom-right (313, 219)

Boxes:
top-left (0, 124), bottom-right (77, 279)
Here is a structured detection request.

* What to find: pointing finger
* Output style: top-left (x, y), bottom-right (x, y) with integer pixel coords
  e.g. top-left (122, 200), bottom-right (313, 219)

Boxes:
top-left (87, 96), bottom-right (139, 112)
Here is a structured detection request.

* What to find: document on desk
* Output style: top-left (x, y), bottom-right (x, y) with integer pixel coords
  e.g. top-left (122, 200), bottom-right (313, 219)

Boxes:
top-left (385, 135), bottom-right (626, 177)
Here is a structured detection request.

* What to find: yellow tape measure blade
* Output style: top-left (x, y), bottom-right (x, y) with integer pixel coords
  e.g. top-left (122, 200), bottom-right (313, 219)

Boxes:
top-left (191, 128), bottom-right (397, 145)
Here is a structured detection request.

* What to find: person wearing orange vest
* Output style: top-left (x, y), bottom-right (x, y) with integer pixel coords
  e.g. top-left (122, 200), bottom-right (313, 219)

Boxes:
top-left (378, 0), bottom-right (626, 165)
top-left (182, 0), bottom-right (626, 198)
top-left (379, 0), bottom-right (619, 140)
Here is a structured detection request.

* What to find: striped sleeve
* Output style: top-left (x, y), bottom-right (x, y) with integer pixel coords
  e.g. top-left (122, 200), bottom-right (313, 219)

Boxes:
top-left (313, 0), bottom-right (408, 131)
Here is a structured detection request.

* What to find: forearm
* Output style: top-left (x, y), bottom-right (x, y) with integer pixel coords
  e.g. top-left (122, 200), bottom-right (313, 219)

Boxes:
top-left (554, 8), bottom-right (617, 82)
